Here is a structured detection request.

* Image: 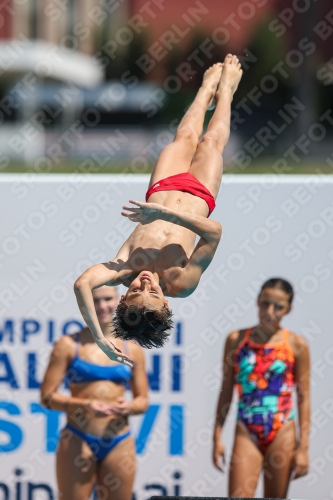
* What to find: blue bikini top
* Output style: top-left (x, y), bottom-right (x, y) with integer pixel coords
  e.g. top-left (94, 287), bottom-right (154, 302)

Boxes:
top-left (66, 335), bottom-right (132, 385)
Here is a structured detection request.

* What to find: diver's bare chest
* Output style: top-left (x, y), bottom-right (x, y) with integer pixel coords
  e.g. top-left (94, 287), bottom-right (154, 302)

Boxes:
top-left (127, 243), bottom-right (188, 271)
top-left (128, 223), bottom-right (192, 256)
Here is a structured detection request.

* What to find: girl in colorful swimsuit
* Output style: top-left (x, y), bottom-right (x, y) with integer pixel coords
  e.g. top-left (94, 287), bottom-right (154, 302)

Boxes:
top-left (41, 286), bottom-right (148, 500)
top-left (212, 278), bottom-right (310, 498)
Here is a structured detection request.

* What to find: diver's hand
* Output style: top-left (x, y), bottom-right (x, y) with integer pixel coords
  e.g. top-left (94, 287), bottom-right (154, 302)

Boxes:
top-left (121, 200), bottom-right (166, 225)
top-left (96, 338), bottom-right (134, 368)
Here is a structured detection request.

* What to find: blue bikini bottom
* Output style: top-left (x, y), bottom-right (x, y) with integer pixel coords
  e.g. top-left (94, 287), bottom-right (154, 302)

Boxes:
top-left (65, 423), bottom-right (131, 462)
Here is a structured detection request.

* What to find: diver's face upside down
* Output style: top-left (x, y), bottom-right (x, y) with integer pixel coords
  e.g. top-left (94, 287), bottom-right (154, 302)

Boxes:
top-left (113, 271), bottom-right (173, 349)
top-left (122, 271), bottom-right (168, 310)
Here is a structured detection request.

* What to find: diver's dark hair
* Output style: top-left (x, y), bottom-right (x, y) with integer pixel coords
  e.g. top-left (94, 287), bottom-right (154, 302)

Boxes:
top-left (260, 278), bottom-right (294, 305)
top-left (112, 303), bottom-right (174, 348)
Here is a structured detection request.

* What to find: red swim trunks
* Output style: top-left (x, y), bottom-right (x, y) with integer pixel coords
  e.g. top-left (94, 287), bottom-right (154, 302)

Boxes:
top-left (145, 173), bottom-right (216, 216)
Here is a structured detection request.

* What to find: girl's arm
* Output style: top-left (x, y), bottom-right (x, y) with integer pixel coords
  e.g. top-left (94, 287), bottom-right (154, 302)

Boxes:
top-left (40, 336), bottom-right (90, 412)
top-left (40, 336), bottom-right (117, 417)
top-left (40, 336), bottom-right (77, 412)
top-left (293, 334), bottom-right (311, 479)
top-left (128, 344), bottom-right (149, 415)
top-left (213, 331), bottom-right (239, 471)
top-left (108, 344), bottom-right (149, 417)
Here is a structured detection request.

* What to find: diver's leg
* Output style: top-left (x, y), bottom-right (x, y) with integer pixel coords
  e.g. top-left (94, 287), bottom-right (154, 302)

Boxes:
top-left (189, 54), bottom-right (242, 198)
top-left (148, 63), bottom-right (223, 188)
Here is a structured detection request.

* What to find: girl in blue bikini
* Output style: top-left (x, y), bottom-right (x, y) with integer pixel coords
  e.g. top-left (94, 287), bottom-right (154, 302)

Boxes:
top-left (41, 286), bottom-right (148, 500)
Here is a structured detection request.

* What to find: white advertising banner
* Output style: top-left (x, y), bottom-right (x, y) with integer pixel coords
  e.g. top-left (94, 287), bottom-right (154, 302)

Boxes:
top-left (0, 174), bottom-right (332, 499)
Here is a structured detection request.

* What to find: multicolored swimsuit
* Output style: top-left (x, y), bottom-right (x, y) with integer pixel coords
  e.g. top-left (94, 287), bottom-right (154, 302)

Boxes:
top-left (234, 327), bottom-right (295, 454)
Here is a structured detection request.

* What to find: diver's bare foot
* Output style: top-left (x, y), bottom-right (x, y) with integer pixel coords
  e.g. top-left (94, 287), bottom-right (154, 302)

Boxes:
top-left (202, 63), bottom-right (223, 107)
top-left (217, 54), bottom-right (243, 97)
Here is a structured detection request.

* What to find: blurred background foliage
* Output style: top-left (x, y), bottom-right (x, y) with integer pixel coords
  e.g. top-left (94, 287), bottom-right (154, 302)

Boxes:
top-left (0, 0), bottom-right (332, 172)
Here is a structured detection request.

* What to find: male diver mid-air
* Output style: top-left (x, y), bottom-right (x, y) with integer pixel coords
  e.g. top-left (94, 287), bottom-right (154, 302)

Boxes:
top-left (74, 55), bottom-right (243, 365)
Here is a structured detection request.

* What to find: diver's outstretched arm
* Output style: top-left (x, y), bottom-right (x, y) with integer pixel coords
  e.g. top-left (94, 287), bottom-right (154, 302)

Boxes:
top-left (74, 263), bottom-right (133, 367)
top-left (122, 200), bottom-right (221, 243)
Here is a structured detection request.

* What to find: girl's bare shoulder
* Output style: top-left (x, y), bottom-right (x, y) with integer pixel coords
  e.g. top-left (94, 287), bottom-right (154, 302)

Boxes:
top-left (126, 342), bottom-right (146, 365)
top-left (287, 331), bottom-right (309, 356)
top-left (47, 334), bottom-right (78, 364)
top-left (226, 329), bottom-right (245, 348)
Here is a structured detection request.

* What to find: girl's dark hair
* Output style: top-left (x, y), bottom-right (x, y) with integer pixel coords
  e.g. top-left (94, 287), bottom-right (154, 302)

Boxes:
top-left (260, 278), bottom-right (294, 305)
top-left (112, 302), bottom-right (174, 349)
